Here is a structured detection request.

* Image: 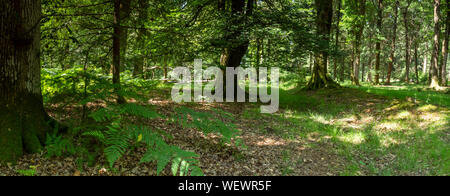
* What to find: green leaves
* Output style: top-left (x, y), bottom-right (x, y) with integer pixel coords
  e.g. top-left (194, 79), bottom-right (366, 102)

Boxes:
top-left (82, 102), bottom-right (204, 176)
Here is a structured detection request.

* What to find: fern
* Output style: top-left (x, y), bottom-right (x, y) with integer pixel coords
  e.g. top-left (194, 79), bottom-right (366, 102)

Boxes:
top-left (45, 132), bottom-right (76, 158)
top-left (82, 103), bottom-right (203, 176)
top-left (173, 107), bottom-right (245, 148)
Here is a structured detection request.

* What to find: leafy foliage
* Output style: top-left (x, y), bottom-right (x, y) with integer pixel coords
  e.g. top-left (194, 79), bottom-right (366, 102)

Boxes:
top-left (83, 103), bottom-right (203, 176)
top-left (45, 132), bottom-right (76, 158)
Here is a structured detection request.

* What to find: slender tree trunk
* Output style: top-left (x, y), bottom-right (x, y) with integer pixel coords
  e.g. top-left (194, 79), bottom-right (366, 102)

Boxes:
top-left (351, 0), bottom-right (366, 86)
top-left (414, 42), bottom-right (419, 84)
top-left (430, 0), bottom-right (442, 88)
top-left (403, 3), bottom-right (411, 83)
top-left (441, 0), bottom-right (449, 86)
top-left (333, 0), bottom-right (342, 80)
top-left (306, 0), bottom-right (340, 89)
top-left (113, 0), bottom-right (126, 104)
top-left (423, 43), bottom-right (428, 74)
top-left (375, 0), bottom-right (383, 85)
top-left (119, 0), bottom-right (131, 72)
top-left (386, 0), bottom-right (399, 85)
top-left (0, 0), bottom-right (55, 163)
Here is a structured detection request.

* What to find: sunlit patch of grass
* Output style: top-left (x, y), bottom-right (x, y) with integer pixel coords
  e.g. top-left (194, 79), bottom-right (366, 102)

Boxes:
top-left (375, 122), bottom-right (402, 132)
top-left (419, 112), bottom-right (443, 122)
top-left (417, 104), bottom-right (438, 112)
top-left (393, 110), bottom-right (412, 120)
top-left (337, 131), bottom-right (366, 145)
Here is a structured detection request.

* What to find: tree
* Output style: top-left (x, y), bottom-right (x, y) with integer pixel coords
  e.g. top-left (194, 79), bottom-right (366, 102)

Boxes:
top-left (305, 0), bottom-right (340, 89)
top-left (403, 1), bottom-right (412, 83)
top-left (347, 0), bottom-right (366, 86)
top-left (133, 0), bottom-right (149, 77)
top-left (386, 0), bottom-right (399, 85)
top-left (0, 0), bottom-right (54, 163)
top-left (374, 0), bottom-right (383, 85)
top-left (333, 0), bottom-right (343, 80)
top-left (113, 0), bottom-right (126, 104)
top-left (441, 0), bottom-right (449, 86)
top-left (219, 0), bottom-right (254, 96)
top-left (430, 0), bottom-right (442, 88)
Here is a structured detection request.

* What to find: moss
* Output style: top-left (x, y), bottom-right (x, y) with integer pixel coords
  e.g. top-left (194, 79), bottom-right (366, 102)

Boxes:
top-left (0, 95), bottom-right (52, 163)
top-left (0, 107), bottom-right (23, 163)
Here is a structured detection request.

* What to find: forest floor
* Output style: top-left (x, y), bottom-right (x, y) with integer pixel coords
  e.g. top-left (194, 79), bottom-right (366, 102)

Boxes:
top-left (0, 82), bottom-right (449, 176)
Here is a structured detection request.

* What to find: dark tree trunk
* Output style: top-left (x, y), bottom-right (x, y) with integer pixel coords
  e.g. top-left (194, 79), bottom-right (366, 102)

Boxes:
top-left (306, 0), bottom-right (340, 89)
top-left (113, 0), bottom-right (126, 104)
top-left (386, 0), bottom-right (399, 85)
top-left (0, 0), bottom-right (53, 163)
top-left (374, 0), bottom-right (383, 85)
top-left (220, 0), bottom-right (253, 97)
top-left (414, 42), bottom-right (419, 84)
top-left (430, 0), bottom-right (441, 88)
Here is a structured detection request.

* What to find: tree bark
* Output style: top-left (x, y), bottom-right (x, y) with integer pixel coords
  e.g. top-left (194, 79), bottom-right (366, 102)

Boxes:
top-left (440, 0), bottom-right (449, 86)
top-left (386, 0), bottom-right (399, 85)
top-left (113, 0), bottom-right (126, 104)
top-left (220, 0), bottom-right (253, 97)
top-left (430, 0), bottom-right (441, 88)
top-left (0, 0), bottom-right (53, 163)
top-left (403, 2), bottom-right (411, 83)
top-left (414, 42), bottom-right (419, 83)
top-left (119, 0), bottom-right (131, 72)
top-left (333, 0), bottom-right (342, 80)
top-left (350, 0), bottom-right (366, 86)
top-left (374, 0), bottom-right (383, 85)
top-left (306, 0), bottom-right (340, 90)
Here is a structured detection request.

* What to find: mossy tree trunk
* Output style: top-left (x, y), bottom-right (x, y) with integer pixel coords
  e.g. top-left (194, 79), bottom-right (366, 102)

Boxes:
top-left (306, 0), bottom-right (340, 90)
top-left (0, 0), bottom-right (53, 163)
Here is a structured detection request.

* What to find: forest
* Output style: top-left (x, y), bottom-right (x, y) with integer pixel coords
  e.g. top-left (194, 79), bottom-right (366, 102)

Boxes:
top-left (0, 0), bottom-right (449, 176)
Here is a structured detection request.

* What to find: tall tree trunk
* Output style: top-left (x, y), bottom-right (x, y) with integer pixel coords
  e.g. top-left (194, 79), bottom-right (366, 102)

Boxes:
top-left (374, 0), bottom-right (383, 85)
top-left (423, 43), bottom-right (428, 74)
top-left (133, 0), bottom-right (149, 77)
top-left (441, 0), bottom-right (449, 86)
top-left (414, 42), bottom-right (419, 84)
top-left (119, 0), bottom-right (131, 72)
top-left (351, 0), bottom-right (366, 86)
top-left (0, 0), bottom-right (54, 163)
top-left (403, 3), bottom-right (411, 83)
top-left (333, 0), bottom-right (342, 80)
top-left (386, 0), bottom-right (399, 85)
top-left (113, 0), bottom-right (126, 104)
top-left (306, 0), bottom-right (340, 89)
top-left (430, 0), bottom-right (442, 88)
